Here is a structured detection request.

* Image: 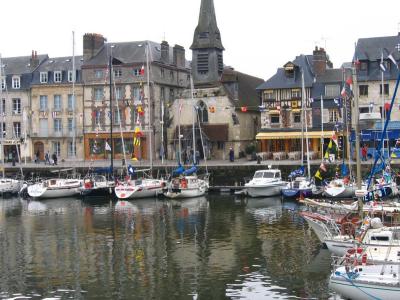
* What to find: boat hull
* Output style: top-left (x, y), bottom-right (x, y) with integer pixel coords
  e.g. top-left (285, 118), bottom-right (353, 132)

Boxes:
top-left (324, 186), bottom-right (355, 198)
top-left (245, 184), bottom-right (285, 197)
top-left (281, 188), bottom-right (312, 198)
top-left (164, 187), bottom-right (206, 199)
top-left (28, 185), bottom-right (80, 199)
top-left (115, 180), bottom-right (164, 199)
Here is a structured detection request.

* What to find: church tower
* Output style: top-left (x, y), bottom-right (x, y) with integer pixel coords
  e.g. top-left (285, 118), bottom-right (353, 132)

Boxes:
top-left (191, 0), bottom-right (224, 87)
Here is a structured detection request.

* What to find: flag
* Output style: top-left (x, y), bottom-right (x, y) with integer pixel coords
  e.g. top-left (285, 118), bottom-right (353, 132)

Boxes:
top-left (241, 106), bottom-right (248, 112)
top-left (128, 164), bottom-right (135, 175)
top-left (327, 140), bottom-right (333, 150)
top-left (319, 162), bottom-right (327, 172)
top-left (315, 170), bottom-right (322, 180)
top-left (345, 76), bottom-right (353, 86)
top-left (105, 141), bottom-right (111, 151)
top-left (341, 86), bottom-right (347, 97)
top-left (331, 133), bottom-right (339, 148)
top-left (379, 52), bottom-right (386, 72)
top-left (52, 111), bottom-right (57, 118)
top-left (140, 65), bottom-right (145, 75)
top-left (388, 53), bottom-right (398, 69)
top-left (137, 105), bottom-right (144, 116)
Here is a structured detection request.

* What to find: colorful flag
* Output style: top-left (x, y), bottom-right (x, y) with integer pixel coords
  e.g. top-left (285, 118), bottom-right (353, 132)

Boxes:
top-left (105, 141), bottom-right (111, 151)
top-left (315, 170), bottom-right (322, 180)
top-left (341, 86), bottom-right (347, 97)
top-left (241, 106), bottom-right (248, 112)
top-left (388, 53), bottom-right (398, 69)
top-left (331, 133), bottom-right (339, 148)
top-left (140, 65), bottom-right (145, 75)
top-left (380, 52), bottom-right (386, 72)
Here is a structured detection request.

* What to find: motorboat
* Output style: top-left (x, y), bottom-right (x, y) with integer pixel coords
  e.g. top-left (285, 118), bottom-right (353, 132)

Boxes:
top-left (329, 263), bottom-right (400, 300)
top-left (115, 178), bottom-right (165, 199)
top-left (281, 176), bottom-right (313, 198)
top-left (27, 178), bottom-right (82, 199)
top-left (244, 168), bottom-right (286, 197)
top-left (163, 175), bottom-right (208, 199)
top-left (79, 175), bottom-right (115, 196)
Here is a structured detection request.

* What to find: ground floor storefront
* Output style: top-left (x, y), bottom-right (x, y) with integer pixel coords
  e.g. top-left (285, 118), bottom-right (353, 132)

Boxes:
top-left (84, 132), bottom-right (148, 160)
top-left (32, 138), bottom-right (84, 162)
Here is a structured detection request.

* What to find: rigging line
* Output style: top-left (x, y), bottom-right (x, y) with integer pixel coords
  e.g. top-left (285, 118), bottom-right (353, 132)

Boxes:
top-left (195, 106), bottom-right (208, 175)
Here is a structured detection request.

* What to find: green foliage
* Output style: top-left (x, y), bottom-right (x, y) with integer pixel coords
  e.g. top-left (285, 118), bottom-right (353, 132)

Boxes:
top-left (245, 143), bottom-right (256, 155)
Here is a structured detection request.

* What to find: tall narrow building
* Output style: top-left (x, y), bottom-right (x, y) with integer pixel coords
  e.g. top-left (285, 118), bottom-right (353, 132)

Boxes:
top-left (190, 0), bottom-right (224, 87)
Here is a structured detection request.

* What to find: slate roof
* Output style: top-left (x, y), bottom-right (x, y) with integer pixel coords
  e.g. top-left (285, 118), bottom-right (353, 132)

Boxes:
top-left (256, 55), bottom-right (315, 90)
top-left (311, 68), bottom-right (344, 99)
top-left (221, 68), bottom-right (264, 112)
top-left (31, 56), bottom-right (83, 84)
top-left (83, 41), bottom-right (190, 68)
top-left (1, 54), bottom-right (48, 75)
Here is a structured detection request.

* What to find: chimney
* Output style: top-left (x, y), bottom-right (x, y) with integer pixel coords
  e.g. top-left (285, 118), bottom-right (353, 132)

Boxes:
top-left (30, 50), bottom-right (39, 69)
top-left (173, 44), bottom-right (186, 68)
top-left (161, 41), bottom-right (169, 63)
top-left (83, 33), bottom-right (106, 61)
top-left (313, 46), bottom-right (327, 76)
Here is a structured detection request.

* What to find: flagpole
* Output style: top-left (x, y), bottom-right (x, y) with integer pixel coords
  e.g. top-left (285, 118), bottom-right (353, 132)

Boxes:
top-left (146, 43), bottom-right (153, 170)
top-left (72, 31), bottom-right (76, 159)
top-left (381, 50), bottom-right (385, 158)
top-left (178, 98), bottom-right (182, 165)
top-left (352, 65), bottom-right (362, 189)
top-left (109, 49), bottom-right (114, 175)
top-left (301, 69), bottom-right (310, 177)
top-left (321, 95), bottom-right (324, 160)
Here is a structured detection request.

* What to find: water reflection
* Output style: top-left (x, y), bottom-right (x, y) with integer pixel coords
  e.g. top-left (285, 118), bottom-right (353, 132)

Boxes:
top-left (0, 195), bottom-right (337, 299)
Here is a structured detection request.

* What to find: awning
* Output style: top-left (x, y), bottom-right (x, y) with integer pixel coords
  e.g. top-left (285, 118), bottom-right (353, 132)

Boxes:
top-left (268, 110), bottom-right (280, 114)
top-left (256, 131), bottom-right (340, 140)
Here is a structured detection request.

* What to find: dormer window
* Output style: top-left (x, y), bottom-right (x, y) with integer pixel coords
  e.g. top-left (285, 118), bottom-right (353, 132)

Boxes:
top-left (12, 76), bottom-right (20, 89)
top-left (40, 72), bottom-right (48, 83)
top-left (68, 70), bottom-right (75, 82)
top-left (54, 71), bottom-right (62, 83)
top-left (114, 69), bottom-right (122, 78)
top-left (284, 62), bottom-right (295, 78)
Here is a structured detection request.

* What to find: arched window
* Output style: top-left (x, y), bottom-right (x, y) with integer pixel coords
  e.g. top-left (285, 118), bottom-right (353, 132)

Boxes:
top-left (197, 101), bottom-right (208, 123)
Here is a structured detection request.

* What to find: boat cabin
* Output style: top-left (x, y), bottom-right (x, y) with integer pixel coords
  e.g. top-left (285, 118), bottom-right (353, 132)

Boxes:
top-left (253, 169), bottom-right (282, 180)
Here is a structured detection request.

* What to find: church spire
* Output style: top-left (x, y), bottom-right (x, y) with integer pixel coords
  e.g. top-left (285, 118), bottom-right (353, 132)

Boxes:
top-left (191, 0), bottom-right (224, 50)
top-left (191, 0), bottom-right (224, 87)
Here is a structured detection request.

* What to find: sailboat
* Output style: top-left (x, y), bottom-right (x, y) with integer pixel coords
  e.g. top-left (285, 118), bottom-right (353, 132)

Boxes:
top-left (282, 69), bottom-right (314, 198)
top-left (114, 42), bottom-right (165, 200)
top-left (162, 78), bottom-right (209, 199)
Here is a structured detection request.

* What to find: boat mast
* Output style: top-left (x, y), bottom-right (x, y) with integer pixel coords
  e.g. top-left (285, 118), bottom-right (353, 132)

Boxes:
top-left (191, 77), bottom-right (196, 165)
top-left (72, 31), bottom-right (76, 160)
top-left (352, 65), bottom-right (362, 189)
top-left (109, 48), bottom-right (114, 175)
top-left (320, 95), bottom-right (324, 160)
top-left (146, 43), bottom-right (153, 170)
top-left (301, 69), bottom-right (311, 177)
top-left (381, 49), bottom-right (385, 158)
top-left (0, 54), bottom-right (4, 177)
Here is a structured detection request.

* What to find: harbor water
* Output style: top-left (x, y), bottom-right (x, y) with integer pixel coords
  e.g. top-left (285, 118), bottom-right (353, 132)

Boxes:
top-left (0, 195), bottom-right (339, 299)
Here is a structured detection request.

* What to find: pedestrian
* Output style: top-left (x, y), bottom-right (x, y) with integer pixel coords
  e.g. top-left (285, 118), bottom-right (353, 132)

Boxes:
top-left (52, 152), bottom-right (57, 165)
top-left (44, 151), bottom-right (50, 165)
top-left (36, 150), bottom-right (40, 164)
top-left (229, 147), bottom-right (234, 162)
top-left (361, 144), bottom-right (368, 161)
top-left (12, 150), bottom-right (16, 166)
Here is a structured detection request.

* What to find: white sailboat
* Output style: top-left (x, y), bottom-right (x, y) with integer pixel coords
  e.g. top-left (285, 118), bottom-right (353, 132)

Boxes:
top-left (27, 177), bottom-right (82, 199)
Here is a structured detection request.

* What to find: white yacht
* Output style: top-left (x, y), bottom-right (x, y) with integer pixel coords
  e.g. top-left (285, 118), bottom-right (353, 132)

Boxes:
top-left (0, 178), bottom-right (22, 195)
top-left (245, 168), bottom-right (286, 197)
top-left (79, 175), bottom-right (115, 196)
top-left (27, 178), bottom-right (82, 199)
top-left (115, 178), bottom-right (165, 199)
top-left (163, 175), bottom-right (208, 199)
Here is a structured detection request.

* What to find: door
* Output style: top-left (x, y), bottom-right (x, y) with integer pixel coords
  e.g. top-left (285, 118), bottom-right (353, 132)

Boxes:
top-left (34, 141), bottom-right (44, 160)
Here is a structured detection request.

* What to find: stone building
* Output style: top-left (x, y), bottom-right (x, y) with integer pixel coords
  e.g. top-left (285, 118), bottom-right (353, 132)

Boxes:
top-left (81, 33), bottom-right (190, 161)
top-left (0, 52), bottom-right (47, 161)
top-left (167, 0), bottom-right (263, 161)
top-left (30, 55), bottom-right (84, 161)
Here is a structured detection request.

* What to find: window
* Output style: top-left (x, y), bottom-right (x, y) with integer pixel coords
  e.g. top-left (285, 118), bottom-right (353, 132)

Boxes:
top-left (1, 77), bottom-right (5, 90)
top-left (169, 88), bottom-right (174, 102)
top-left (170, 70), bottom-right (174, 80)
top-left (291, 89), bottom-right (301, 98)
top-left (359, 85), bottom-right (368, 96)
top-left (12, 76), bottom-right (20, 89)
top-left (94, 110), bottom-right (101, 125)
top-left (40, 95), bottom-right (48, 111)
top-left (380, 84), bottom-right (389, 95)
top-left (217, 52), bottom-right (223, 74)
top-left (293, 112), bottom-right (301, 123)
top-left (160, 87), bottom-right (165, 100)
top-left (271, 115), bottom-right (280, 124)
top-left (1, 122), bottom-right (5, 137)
top-left (1, 98), bottom-right (5, 115)
top-left (40, 72), bottom-right (48, 83)
top-left (359, 107), bottom-right (370, 114)
top-left (94, 88), bottom-right (104, 101)
top-left (13, 122), bottom-right (21, 138)
top-left (54, 118), bottom-right (62, 132)
top-left (68, 118), bottom-right (74, 132)
top-left (217, 141), bottom-right (224, 150)
top-left (160, 68), bottom-right (165, 78)
top-left (12, 98), bottom-right (21, 114)
top-left (132, 87), bottom-right (140, 101)
top-left (54, 71), bottom-right (62, 83)
top-left (114, 110), bottom-right (121, 125)
top-left (197, 101), bottom-right (208, 123)
top-left (132, 69), bottom-right (140, 76)
top-left (264, 90), bottom-right (274, 100)
top-left (95, 70), bottom-right (103, 79)
top-left (329, 109), bottom-right (339, 123)
top-left (114, 69), bottom-right (122, 78)
top-left (115, 86), bottom-right (124, 100)
top-left (360, 61), bottom-right (368, 71)
top-left (197, 52), bottom-right (209, 74)
top-left (68, 94), bottom-right (75, 111)
top-left (39, 119), bottom-right (48, 136)
top-left (68, 141), bottom-right (76, 157)
top-left (68, 70), bottom-right (75, 82)
top-left (325, 84), bottom-right (340, 97)
top-left (52, 141), bottom-right (61, 157)
top-left (53, 95), bottom-right (62, 111)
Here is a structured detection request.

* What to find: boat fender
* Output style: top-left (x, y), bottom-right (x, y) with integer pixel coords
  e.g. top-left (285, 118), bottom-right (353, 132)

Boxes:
top-left (181, 178), bottom-right (187, 189)
top-left (361, 253), bottom-right (367, 266)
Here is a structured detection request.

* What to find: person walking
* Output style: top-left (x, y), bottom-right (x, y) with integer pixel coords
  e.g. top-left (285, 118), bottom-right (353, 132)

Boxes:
top-left (52, 152), bottom-right (58, 165)
top-left (361, 144), bottom-right (368, 161)
top-left (229, 147), bottom-right (234, 162)
top-left (44, 151), bottom-right (50, 165)
top-left (35, 150), bottom-right (40, 164)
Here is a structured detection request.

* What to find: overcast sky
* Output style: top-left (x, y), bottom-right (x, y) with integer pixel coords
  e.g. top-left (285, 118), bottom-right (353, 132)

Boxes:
top-left (1, 0), bottom-right (399, 79)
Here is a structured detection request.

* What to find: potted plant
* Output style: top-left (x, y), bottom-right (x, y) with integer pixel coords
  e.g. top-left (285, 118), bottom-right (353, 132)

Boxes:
top-left (245, 143), bottom-right (256, 160)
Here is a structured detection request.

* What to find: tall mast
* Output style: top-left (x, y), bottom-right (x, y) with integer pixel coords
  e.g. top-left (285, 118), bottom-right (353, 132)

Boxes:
top-left (352, 66), bottom-right (362, 189)
top-left (301, 69), bottom-right (311, 177)
top-left (320, 95), bottom-right (324, 160)
top-left (0, 54), bottom-right (4, 177)
top-left (146, 43), bottom-right (153, 170)
top-left (190, 77), bottom-right (196, 164)
top-left (72, 31), bottom-right (76, 159)
top-left (381, 50), bottom-right (385, 158)
top-left (109, 49), bottom-right (114, 175)
top-left (300, 71), bottom-right (304, 167)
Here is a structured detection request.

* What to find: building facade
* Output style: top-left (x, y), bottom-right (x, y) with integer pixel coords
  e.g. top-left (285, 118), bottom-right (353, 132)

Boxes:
top-left (30, 56), bottom-right (84, 161)
top-left (81, 34), bottom-right (191, 161)
top-left (0, 52), bottom-right (47, 162)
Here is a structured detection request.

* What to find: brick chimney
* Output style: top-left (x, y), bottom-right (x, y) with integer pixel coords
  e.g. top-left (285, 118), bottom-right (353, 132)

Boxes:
top-left (173, 44), bottom-right (185, 68)
top-left (313, 46), bottom-right (327, 76)
top-left (161, 41), bottom-right (169, 63)
top-left (30, 50), bottom-right (39, 69)
top-left (83, 33), bottom-right (106, 61)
